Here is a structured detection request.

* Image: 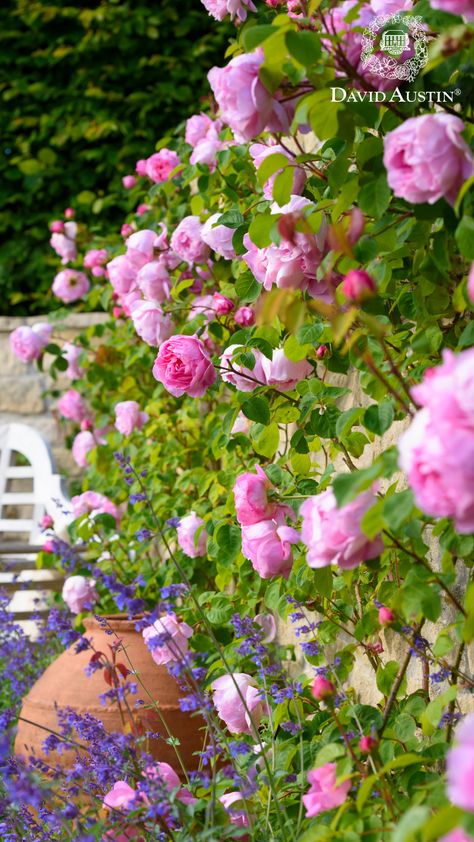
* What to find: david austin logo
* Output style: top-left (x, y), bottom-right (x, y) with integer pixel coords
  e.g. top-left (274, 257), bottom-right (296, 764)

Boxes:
top-left (361, 12), bottom-right (428, 82)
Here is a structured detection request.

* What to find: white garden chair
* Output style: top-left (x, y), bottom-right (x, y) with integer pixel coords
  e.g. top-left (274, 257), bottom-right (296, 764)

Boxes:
top-left (0, 423), bottom-right (71, 625)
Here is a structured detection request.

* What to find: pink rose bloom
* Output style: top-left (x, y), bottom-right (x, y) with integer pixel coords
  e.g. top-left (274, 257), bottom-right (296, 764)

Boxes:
top-left (208, 49), bottom-right (292, 143)
top-left (429, 0), bottom-right (474, 18)
top-left (122, 175), bottom-right (137, 189)
top-left (233, 464), bottom-right (278, 525)
top-left (177, 511), bottom-right (208, 557)
top-left (261, 349), bottom-right (312, 391)
top-left (145, 149), bottom-right (180, 183)
top-left (10, 323), bottom-right (52, 363)
top-left (152, 334), bottom-right (217, 398)
top-left (447, 713), bottom-right (474, 811)
top-left (126, 229), bottom-right (160, 269)
top-left (185, 113), bottom-right (214, 146)
top-left (136, 260), bottom-right (171, 302)
top-left (241, 517), bottom-right (299, 579)
top-left (142, 612), bottom-right (193, 665)
top-left (50, 232), bottom-right (77, 264)
top-left (234, 306), bottom-right (255, 327)
top-left (72, 430), bottom-right (96, 467)
top-left (145, 763), bottom-right (196, 805)
top-left (115, 401), bottom-right (149, 436)
top-left (62, 342), bottom-right (84, 380)
top-left (342, 269), bottom-right (377, 302)
top-left (201, 214), bottom-right (236, 260)
top-left (103, 781), bottom-right (137, 810)
top-left (201, 0), bottom-right (256, 20)
top-left (384, 114), bottom-right (474, 206)
top-left (231, 411), bottom-right (252, 435)
top-left (62, 575), bottom-right (98, 614)
top-left (213, 293), bottom-right (234, 315)
top-left (211, 672), bottom-right (268, 735)
top-left (468, 263), bottom-right (474, 304)
top-left (440, 832), bottom-right (474, 842)
top-left (119, 288), bottom-right (142, 318)
top-left (135, 159), bottom-right (148, 176)
top-left (249, 143), bottom-right (306, 200)
top-left (220, 344), bottom-right (266, 392)
top-left (84, 249), bottom-right (108, 270)
top-left (219, 792), bottom-right (250, 828)
top-left (57, 389), bottom-right (89, 423)
top-left (254, 612), bottom-right (277, 643)
top-left (52, 269), bottom-right (90, 303)
top-left (71, 491), bottom-right (120, 523)
top-left (190, 137), bottom-right (227, 170)
top-left (302, 763), bottom-right (351, 817)
top-left (300, 488), bottom-right (383, 569)
top-left (130, 300), bottom-right (173, 347)
top-left (107, 255), bottom-right (137, 295)
top-left (170, 216), bottom-right (210, 265)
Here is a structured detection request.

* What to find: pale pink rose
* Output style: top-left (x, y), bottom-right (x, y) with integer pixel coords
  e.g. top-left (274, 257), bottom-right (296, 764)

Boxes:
top-left (52, 269), bottom-right (90, 303)
top-left (233, 464), bottom-right (278, 525)
top-left (152, 335), bottom-right (217, 398)
top-left (170, 216), bottom-right (210, 265)
top-left (211, 673), bottom-right (268, 735)
top-left (62, 342), bottom-right (84, 380)
top-left (120, 287), bottom-right (142, 317)
top-left (142, 612), bottom-right (193, 665)
top-left (185, 113), bottom-right (215, 146)
top-left (10, 323), bottom-right (52, 363)
top-left (177, 511), bottom-right (208, 557)
top-left (241, 517), bottom-right (299, 579)
top-left (84, 249), bottom-right (108, 270)
top-left (302, 763), bottom-right (351, 817)
top-left (145, 149), bottom-right (180, 183)
top-left (440, 831), bottom-right (474, 842)
top-left (50, 232), bottom-right (77, 264)
top-left (136, 260), bottom-right (171, 302)
top-left (107, 255), bottom-right (137, 295)
top-left (261, 349), bottom-right (312, 391)
top-left (213, 293), bottom-right (234, 315)
top-left (145, 763), bottom-right (196, 805)
top-left (300, 488), bottom-right (383, 569)
top-left (254, 613), bottom-right (277, 643)
top-left (130, 300), bottom-right (173, 347)
top-left (468, 263), bottom-right (474, 303)
top-left (447, 713), bottom-right (474, 812)
top-left (249, 143), bottom-right (306, 200)
top-left (201, 0), bottom-right (256, 20)
top-left (114, 401), bottom-right (149, 436)
top-left (190, 138), bottom-right (227, 170)
top-left (371, 0), bottom-right (413, 9)
top-left (62, 575), bottom-right (98, 614)
top-left (71, 491), bottom-right (120, 523)
top-left (201, 214), bottom-right (236, 260)
top-left (103, 781), bottom-right (137, 810)
top-left (72, 430), bottom-right (96, 467)
top-left (231, 411), bottom-right (252, 435)
top-left (220, 344), bottom-right (266, 392)
top-left (122, 175), bottom-right (137, 189)
top-left (234, 306), bottom-right (255, 327)
top-left (429, 0), bottom-right (474, 18)
top-left (219, 792), bottom-right (250, 828)
top-left (208, 49), bottom-right (292, 143)
top-left (384, 114), bottom-right (474, 206)
top-left (126, 229), bottom-right (160, 269)
top-left (57, 389), bottom-right (89, 423)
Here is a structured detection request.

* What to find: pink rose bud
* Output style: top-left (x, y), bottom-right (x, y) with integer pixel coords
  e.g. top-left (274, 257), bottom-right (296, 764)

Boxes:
top-left (112, 306), bottom-right (124, 319)
top-left (311, 675), bottom-right (335, 700)
top-left (342, 269), bottom-right (376, 303)
top-left (316, 345), bottom-right (328, 359)
top-left (62, 575), bottom-right (98, 614)
top-left (136, 203), bottom-right (150, 215)
top-left (234, 306), bottom-right (255, 327)
top-left (50, 220), bottom-right (64, 233)
top-left (122, 175), bottom-right (137, 189)
top-left (367, 641), bottom-right (384, 654)
top-left (213, 293), bottom-right (234, 315)
top-left (378, 606), bottom-right (395, 626)
top-left (64, 207), bottom-right (75, 219)
top-left (40, 514), bottom-right (54, 530)
top-left (121, 223), bottom-right (135, 238)
top-left (359, 735), bottom-right (378, 754)
top-left (43, 539), bottom-right (55, 553)
top-left (468, 262), bottom-right (474, 304)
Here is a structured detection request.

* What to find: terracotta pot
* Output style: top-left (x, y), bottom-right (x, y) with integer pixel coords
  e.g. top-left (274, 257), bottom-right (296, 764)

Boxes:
top-left (14, 615), bottom-right (204, 772)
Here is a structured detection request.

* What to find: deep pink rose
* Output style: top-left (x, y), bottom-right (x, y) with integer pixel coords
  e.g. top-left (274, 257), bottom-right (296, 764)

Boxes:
top-left (249, 142), bottom-right (306, 200)
top-left (201, 0), bottom-right (256, 20)
top-left (84, 249), bottom-right (108, 270)
top-left (170, 216), bottom-right (210, 265)
top-left (142, 613), bottom-right (193, 665)
top-left (103, 781), bottom-right (137, 810)
top-left (447, 713), bottom-right (474, 812)
top-left (429, 0), bottom-right (474, 19)
top-left (62, 342), bottom-right (84, 380)
top-left (114, 401), bottom-right (149, 436)
top-left (312, 676), bottom-right (335, 701)
top-left (233, 464), bottom-right (278, 525)
top-left (136, 259), bottom-right (171, 302)
top-left (300, 488), bottom-right (383, 569)
top-left (211, 672), bottom-right (268, 735)
top-left (342, 269), bottom-right (376, 302)
top-left (49, 220), bottom-right (64, 233)
top-left (126, 229), bottom-right (160, 269)
top-left (10, 323), bottom-right (52, 363)
top-left (219, 792), bottom-right (250, 828)
top-left (71, 491), bottom-right (120, 523)
top-left (208, 49), bottom-right (292, 142)
top-left (62, 575), bottom-right (97, 614)
top-left (72, 430), bottom-right (96, 467)
top-left (57, 389), bottom-right (89, 423)
top-left (213, 293), bottom-right (234, 315)
top-left (201, 214), bottom-right (236, 260)
top-left (177, 511), bottom-right (208, 557)
top-left (130, 300), bottom-right (173, 347)
top-left (440, 831), bottom-right (474, 842)
top-left (384, 114), bottom-right (474, 206)
top-left (152, 335), bottom-right (216, 398)
top-left (261, 349), bottom-right (312, 391)
top-left (145, 149), bottom-right (180, 183)
top-left (234, 306), bottom-right (255, 327)
top-left (107, 255), bottom-right (137, 295)
top-left (241, 517), bottom-right (299, 578)
top-left (302, 763), bottom-right (351, 817)
top-left (52, 269), bottom-right (90, 303)
top-left (220, 344), bottom-right (266, 392)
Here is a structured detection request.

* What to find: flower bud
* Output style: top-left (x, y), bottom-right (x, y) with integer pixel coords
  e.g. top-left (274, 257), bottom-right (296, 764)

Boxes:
top-left (136, 203), bottom-right (150, 216)
top-left (121, 223), bottom-right (135, 238)
top-left (112, 306), bottom-right (124, 319)
top-left (40, 514), bottom-right (54, 530)
top-left (50, 220), bottom-right (64, 233)
top-left (316, 345), bottom-right (328, 359)
top-left (235, 306), bottom-right (255, 327)
top-left (213, 293), bottom-right (234, 316)
top-left (342, 269), bottom-right (376, 303)
top-left (64, 207), bottom-right (75, 219)
top-left (311, 675), bottom-right (335, 701)
top-left (122, 175), bottom-right (137, 189)
top-left (378, 606), bottom-right (395, 626)
top-left (359, 735), bottom-right (378, 754)
top-left (43, 539), bottom-right (55, 553)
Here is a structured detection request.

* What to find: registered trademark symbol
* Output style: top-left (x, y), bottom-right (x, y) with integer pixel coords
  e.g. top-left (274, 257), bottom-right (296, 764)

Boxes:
top-left (455, 88), bottom-right (461, 96)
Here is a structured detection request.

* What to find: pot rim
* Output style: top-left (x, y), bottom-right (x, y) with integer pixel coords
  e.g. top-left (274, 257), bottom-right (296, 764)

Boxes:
top-left (83, 613), bottom-right (144, 633)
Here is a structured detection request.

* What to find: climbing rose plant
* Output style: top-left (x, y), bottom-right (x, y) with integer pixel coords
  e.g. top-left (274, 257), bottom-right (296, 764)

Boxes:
top-left (3, 0), bottom-right (474, 840)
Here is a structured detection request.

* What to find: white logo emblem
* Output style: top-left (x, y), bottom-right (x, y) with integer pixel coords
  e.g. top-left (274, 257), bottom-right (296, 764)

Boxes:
top-left (361, 13), bottom-right (428, 82)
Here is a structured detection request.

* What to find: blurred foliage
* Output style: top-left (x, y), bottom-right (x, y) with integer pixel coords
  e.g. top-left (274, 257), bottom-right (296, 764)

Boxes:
top-left (0, 0), bottom-right (229, 315)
